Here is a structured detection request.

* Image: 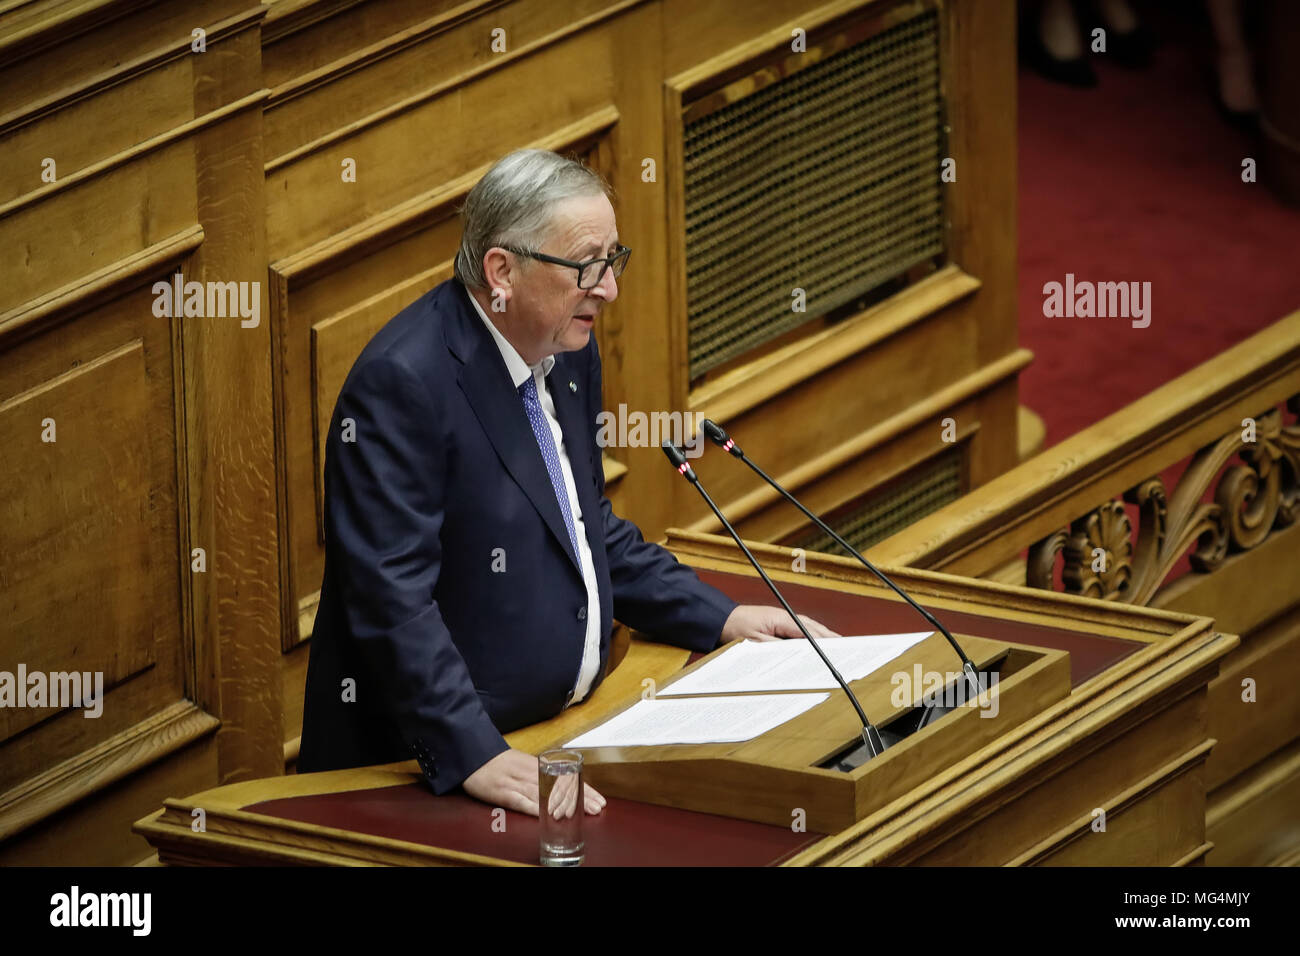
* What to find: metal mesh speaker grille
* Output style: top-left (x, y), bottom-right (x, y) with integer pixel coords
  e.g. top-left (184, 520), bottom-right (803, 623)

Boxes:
top-left (683, 11), bottom-right (944, 379)
top-left (786, 447), bottom-right (961, 555)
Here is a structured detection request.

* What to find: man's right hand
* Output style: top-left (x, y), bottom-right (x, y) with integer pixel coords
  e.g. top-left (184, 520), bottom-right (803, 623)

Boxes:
top-left (462, 748), bottom-right (606, 817)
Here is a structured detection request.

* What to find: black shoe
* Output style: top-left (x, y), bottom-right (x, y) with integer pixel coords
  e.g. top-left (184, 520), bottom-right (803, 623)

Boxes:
top-left (1019, 27), bottom-right (1098, 87)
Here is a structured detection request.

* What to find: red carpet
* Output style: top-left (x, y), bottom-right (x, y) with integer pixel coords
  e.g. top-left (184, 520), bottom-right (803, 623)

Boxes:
top-left (1017, 7), bottom-right (1300, 449)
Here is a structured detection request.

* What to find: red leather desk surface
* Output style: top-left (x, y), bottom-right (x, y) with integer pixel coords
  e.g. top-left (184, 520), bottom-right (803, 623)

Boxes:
top-left (696, 570), bottom-right (1143, 684)
top-left (244, 784), bottom-right (822, 866)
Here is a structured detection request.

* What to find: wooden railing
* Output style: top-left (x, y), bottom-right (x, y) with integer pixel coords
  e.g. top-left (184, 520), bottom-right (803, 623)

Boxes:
top-left (869, 310), bottom-right (1300, 615)
top-left (867, 310), bottom-right (1300, 865)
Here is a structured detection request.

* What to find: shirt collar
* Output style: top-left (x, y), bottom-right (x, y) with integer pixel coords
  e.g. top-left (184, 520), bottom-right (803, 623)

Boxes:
top-left (464, 284), bottom-right (555, 389)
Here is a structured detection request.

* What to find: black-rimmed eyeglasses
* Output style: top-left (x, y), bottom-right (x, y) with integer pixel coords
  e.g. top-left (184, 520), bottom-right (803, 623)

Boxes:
top-left (502, 244), bottom-right (631, 290)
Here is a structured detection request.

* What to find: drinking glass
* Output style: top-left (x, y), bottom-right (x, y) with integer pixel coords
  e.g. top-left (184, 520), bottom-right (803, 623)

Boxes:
top-left (538, 749), bottom-right (584, 866)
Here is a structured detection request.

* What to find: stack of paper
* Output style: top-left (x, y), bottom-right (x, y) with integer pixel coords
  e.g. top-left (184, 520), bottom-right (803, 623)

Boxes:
top-left (561, 633), bottom-right (936, 749)
top-left (563, 693), bottom-right (829, 749)
top-left (658, 631), bottom-right (934, 696)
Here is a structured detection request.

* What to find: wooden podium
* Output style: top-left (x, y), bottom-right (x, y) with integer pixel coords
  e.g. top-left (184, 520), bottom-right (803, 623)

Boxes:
top-left (572, 631), bottom-right (1069, 834)
top-left (134, 531), bottom-right (1236, 866)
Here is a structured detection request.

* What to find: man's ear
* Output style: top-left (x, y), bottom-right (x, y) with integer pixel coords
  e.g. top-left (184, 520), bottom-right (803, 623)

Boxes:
top-left (481, 248), bottom-right (515, 305)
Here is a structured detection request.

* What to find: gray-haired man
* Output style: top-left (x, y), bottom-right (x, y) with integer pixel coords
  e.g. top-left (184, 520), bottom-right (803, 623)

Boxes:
top-left (299, 149), bottom-right (838, 817)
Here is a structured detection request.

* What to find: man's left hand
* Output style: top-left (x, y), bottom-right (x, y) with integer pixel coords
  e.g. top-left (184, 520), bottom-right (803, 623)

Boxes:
top-left (719, 604), bottom-right (840, 643)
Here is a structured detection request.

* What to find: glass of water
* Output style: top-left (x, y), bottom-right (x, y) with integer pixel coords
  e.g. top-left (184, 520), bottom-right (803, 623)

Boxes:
top-left (538, 750), bottom-right (585, 866)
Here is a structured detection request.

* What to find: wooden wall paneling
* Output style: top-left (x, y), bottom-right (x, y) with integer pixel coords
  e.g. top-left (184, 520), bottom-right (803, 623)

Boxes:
top-left (941, 0), bottom-right (1018, 369)
top-left (0, 0), bottom-right (1030, 862)
top-left (592, 0), bottom-right (674, 540)
top-left (1207, 737), bottom-right (1300, 865)
top-left (659, 0), bottom-right (872, 78)
top-left (1200, 605), bottom-right (1300, 790)
top-left (3, 4), bottom-right (279, 858)
top-left (0, 225), bottom-right (203, 346)
top-left (685, 266), bottom-right (980, 427)
top-left (0, 0), bottom-right (224, 848)
top-left (724, 414), bottom-right (981, 544)
top-left (582, 128), bottom-right (630, 514)
top-left (0, 286), bottom-right (196, 818)
top-left (182, 11), bottom-right (283, 785)
top-left (0, 55), bottom-right (194, 207)
top-left (0, 701), bottom-right (219, 847)
top-left (262, 0), bottom-right (521, 160)
top-left (681, 303), bottom-right (1027, 533)
top-left (966, 370), bottom-right (1021, 487)
top-left (0, 341), bottom-right (159, 742)
top-left (282, 639), bottom-right (311, 759)
top-left (0, 732), bottom-right (219, 866)
top-left (261, 0), bottom-right (492, 89)
top-left (0, 143), bottom-right (200, 314)
top-left (1153, 520), bottom-right (1300, 636)
top-left (263, 6), bottom-right (627, 253)
top-left (261, 0), bottom-right (637, 171)
top-left (0, 0), bottom-right (254, 115)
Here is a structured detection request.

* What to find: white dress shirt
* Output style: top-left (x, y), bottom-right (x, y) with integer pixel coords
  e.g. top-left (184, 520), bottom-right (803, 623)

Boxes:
top-left (465, 287), bottom-right (603, 705)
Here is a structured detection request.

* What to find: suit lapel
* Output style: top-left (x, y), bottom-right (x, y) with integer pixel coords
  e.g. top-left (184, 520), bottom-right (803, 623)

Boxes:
top-left (447, 286), bottom-right (583, 575)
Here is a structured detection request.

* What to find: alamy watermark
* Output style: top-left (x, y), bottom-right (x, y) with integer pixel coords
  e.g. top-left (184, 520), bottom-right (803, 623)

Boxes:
top-left (595, 405), bottom-right (703, 458)
top-left (890, 664), bottom-right (1000, 718)
top-left (152, 270), bottom-right (260, 328)
top-left (0, 664), bottom-right (103, 718)
top-left (50, 886), bottom-right (150, 935)
top-left (1042, 273), bottom-right (1151, 328)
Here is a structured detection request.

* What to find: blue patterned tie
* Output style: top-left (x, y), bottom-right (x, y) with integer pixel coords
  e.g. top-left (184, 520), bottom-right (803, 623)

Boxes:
top-left (519, 374), bottom-right (580, 562)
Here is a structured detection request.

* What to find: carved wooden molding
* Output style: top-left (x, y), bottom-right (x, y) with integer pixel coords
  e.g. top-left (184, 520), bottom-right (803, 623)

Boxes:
top-left (0, 0), bottom-right (160, 61)
top-left (265, 0), bottom-right (508, 108)
top-left (688, 265), bottom-right (982, 422)
top-left (0, 89), bottom-right (269, 220)
top-left (1028, 398), bottom-right (1300, 606)
top-left (686, 347), bottom-right (1023, 534)
top-left (269, 106), bottom-right (619, 286)
top-left (0, 700), bottom-right (219, 842)
top-left (264, 0), bottom-right (382, 44)
top-left (264, 0), bottom-right (642, 171)
top-left (0, 5), bottom-right (267, 135)
top-left (0, 224), bottom-right (203, 347)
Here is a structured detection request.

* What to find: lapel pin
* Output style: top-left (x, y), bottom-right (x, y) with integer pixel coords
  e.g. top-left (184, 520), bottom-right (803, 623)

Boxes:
top-left (568, 381), bottom-right (577, 393)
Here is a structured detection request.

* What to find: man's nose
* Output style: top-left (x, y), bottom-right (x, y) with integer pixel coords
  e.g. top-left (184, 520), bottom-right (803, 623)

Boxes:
top-left (590, 265), bottom-right (618, 302)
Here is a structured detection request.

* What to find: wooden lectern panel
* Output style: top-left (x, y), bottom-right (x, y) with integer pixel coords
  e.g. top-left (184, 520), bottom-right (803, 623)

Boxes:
top-left (574, 634), bottom-right (1070, 831)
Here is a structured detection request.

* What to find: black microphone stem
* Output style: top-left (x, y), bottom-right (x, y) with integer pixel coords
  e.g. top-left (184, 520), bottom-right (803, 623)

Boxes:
top-left (662, 442), bottom-right (884, 757)
top-left (704, 422), bottom-right (982, 703)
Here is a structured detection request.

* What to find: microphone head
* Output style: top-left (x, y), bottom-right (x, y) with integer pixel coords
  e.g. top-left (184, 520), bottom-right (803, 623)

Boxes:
top-left (701, 418), bottom-right (741, 457)
top-left (702, 419), bottom-right (727, 444)
top-left (661, 440), bottom-right (697, 481)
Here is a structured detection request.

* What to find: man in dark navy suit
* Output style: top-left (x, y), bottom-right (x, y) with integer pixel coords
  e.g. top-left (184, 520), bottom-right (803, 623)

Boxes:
top-left (298, 150), bottom-right (836, 816)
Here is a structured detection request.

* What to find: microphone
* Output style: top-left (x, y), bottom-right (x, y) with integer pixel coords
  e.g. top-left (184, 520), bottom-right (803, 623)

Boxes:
top-left (661, 441), bottom-right (887, 762)
top-left (700, 419), bottom-right (984, 719)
